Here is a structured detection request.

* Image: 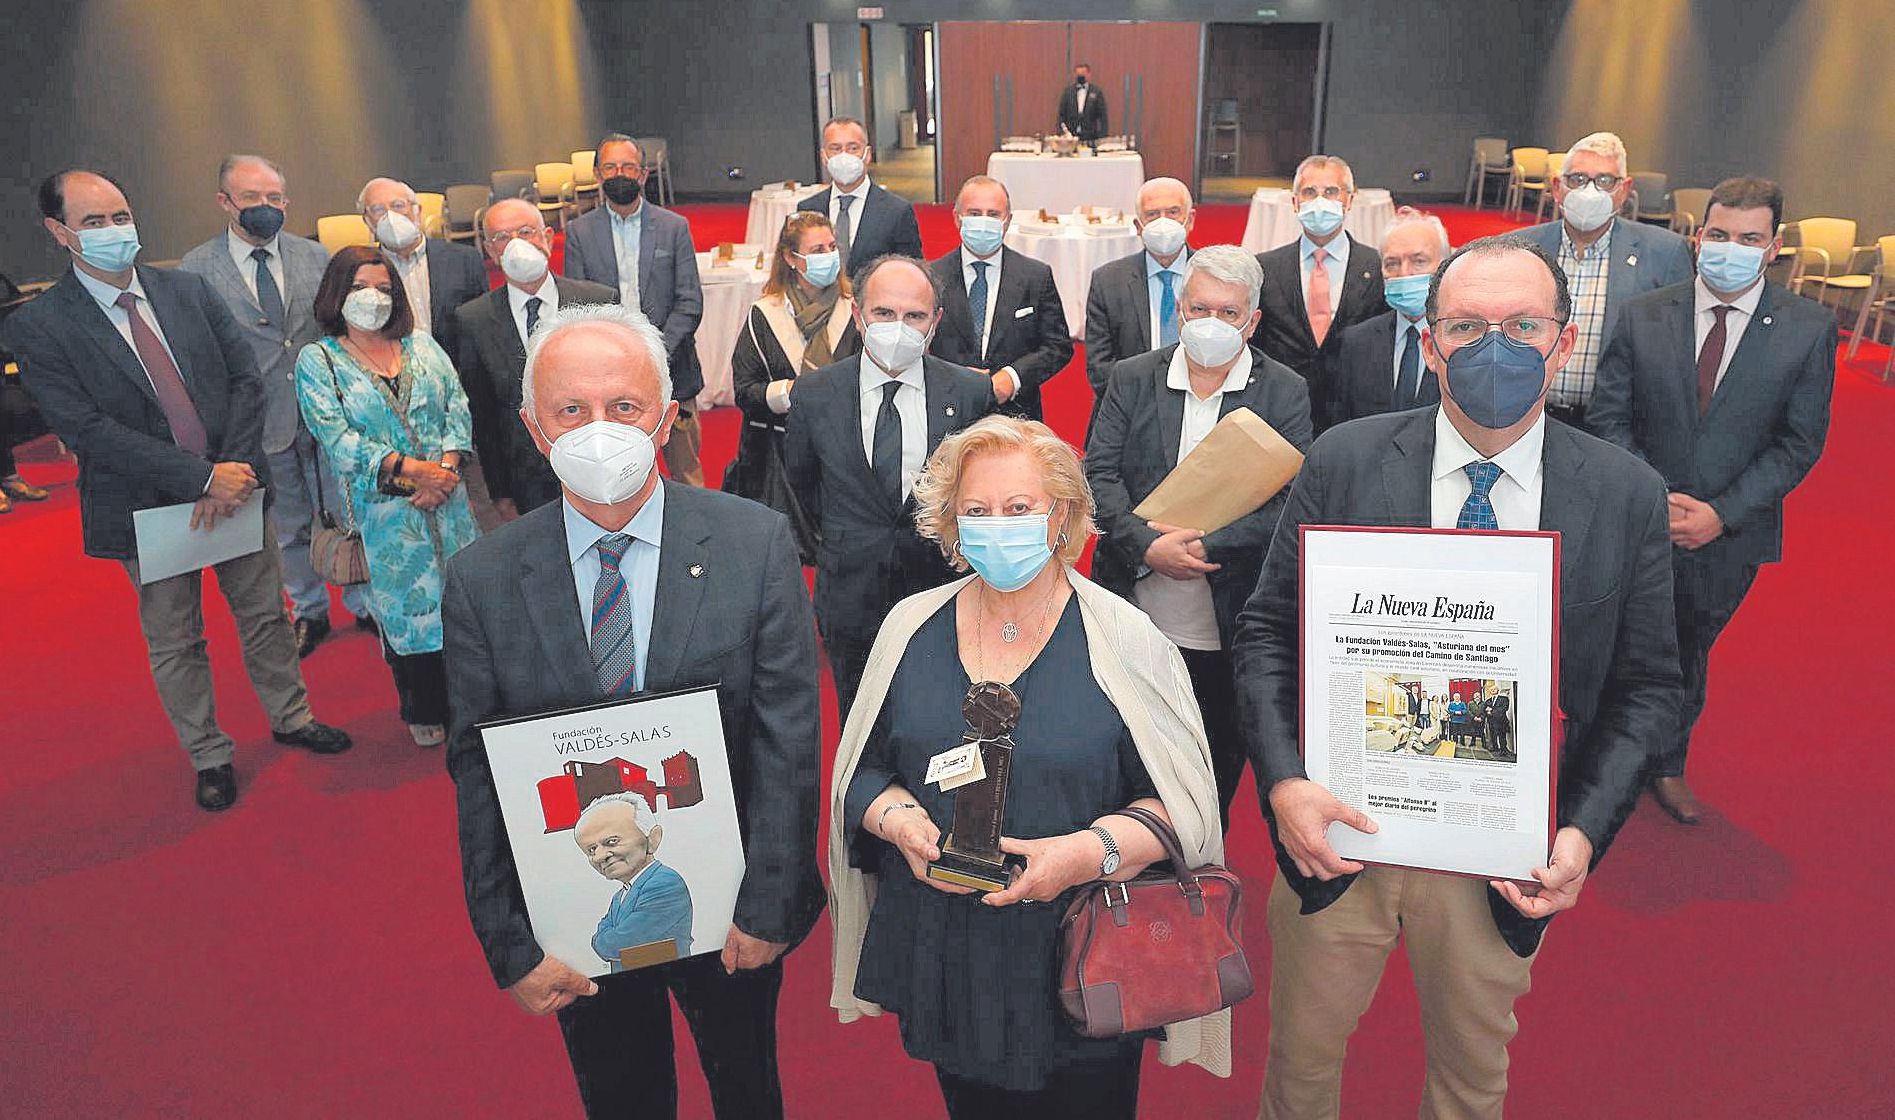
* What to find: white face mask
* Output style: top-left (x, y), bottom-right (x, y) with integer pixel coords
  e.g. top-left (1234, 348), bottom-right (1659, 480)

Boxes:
top-left (826, 152), bottom-right (866, 186)
top-left (1140, 217), bottom-right (1187, 259)
top-left (1178, 316), bottom-right (1247, 368)
top-left (861, 320), bottom-right (929, 373)
top-left (374, 211), bottom-right (423, 250)
top-left (544, 419), bottom-right (658, 505)
top-left (1560, 184), bottom-right (1616, 233)
top-left (500, 237), bottom-right (549, 286)
top-left (342, 288), bottom-right (393, 331)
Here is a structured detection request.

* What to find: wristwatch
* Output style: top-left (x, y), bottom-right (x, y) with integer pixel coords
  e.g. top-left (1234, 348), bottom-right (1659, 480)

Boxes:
top-left (1089, 826), bottom-right (1121, 876)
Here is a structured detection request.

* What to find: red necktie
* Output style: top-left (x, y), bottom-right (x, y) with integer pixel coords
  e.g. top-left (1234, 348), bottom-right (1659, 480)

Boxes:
top-left (115, 290), bottom-right (208, 456)
top-left (1307, 247), bottom-right (1333, 346)
top-left (1696, 304), bottom-right (1733, 416)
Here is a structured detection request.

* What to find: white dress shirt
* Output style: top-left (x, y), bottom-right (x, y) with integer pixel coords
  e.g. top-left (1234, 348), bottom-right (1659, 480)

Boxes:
top-left (1429, 408), bottom-right (1546, 531)
top-left (828, 177), bottom-right (873, 233)
top-left (564, 484), bottom-right (665, 694)
top-left (225, 229), bottom-right (285, 306)
top-left (508, 274), bottom-right (559, 349)
top-left (1299, 232), bottom-right (1351, 311)
top-left (610, 202), bottom-right (644, 309)
top-left (1694, 274), bottom-right (1765, 392)
top-left (857, 356), bottom-right (927, 500)
top-left (72, 267), bottom-right (183, 384)
top-left (385, 240), bottom-right (432, 337)
top-left (1133, 346), bottom-right (1253, 651)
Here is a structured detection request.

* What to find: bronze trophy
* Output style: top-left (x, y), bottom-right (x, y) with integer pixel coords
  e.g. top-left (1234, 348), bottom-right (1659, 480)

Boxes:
top-left (927, 681), bottom-right (1022, 892)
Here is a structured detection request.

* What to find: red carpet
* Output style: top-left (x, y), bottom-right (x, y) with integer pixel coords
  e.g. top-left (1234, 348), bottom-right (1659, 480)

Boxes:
top-left (3, 205), bottom-right (1892, 1118)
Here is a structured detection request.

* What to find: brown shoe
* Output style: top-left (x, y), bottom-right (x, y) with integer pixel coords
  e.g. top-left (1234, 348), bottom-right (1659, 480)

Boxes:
top-left (0, 490), bottom-right (10, 515)
top-left (1, 475), bottom-right (49, 501)
top-left (1651, 776), bottom-right (1702, 824)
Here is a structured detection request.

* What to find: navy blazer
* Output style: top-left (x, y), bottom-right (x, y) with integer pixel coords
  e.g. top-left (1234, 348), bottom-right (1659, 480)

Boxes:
top-left (561, 202), bottom-right (706, 403)
top-left (1253, 234), bottom-right (1386, 433)
top-left (6, 266), bottom-right (268, 559)
top-left (1515, 218), bottom-right (1694, 353)
top-left (796, 183), bottom-right (925, 280)
top-left (1232, 409), bottom-right (1681, 955)
top-left (444, 483), bottom-right (825, 988)
top-left (1590, 280), bottom-right (1835, 568)
top-left (927, 246), bottom-right (1072, 421)
top-left (422, 238), bottom-right (492, 364)
top-left (1331, 309), bottom-right (1441, 424)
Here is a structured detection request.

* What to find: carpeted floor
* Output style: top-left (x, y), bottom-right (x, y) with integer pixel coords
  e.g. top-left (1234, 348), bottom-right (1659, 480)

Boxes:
top-left (3, 204), bottom-right (1892, 1118)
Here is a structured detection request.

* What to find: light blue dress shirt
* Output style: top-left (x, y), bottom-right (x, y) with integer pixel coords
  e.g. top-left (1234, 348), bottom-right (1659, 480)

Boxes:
top-left (1143, 250), bottom-right (1186, 345)
top-left (564, 483), bottom-right (665, 692)
top-left (1298, 232), bottom-right (1349, 309)
top-left (610, 204), bottom-right (643, 309)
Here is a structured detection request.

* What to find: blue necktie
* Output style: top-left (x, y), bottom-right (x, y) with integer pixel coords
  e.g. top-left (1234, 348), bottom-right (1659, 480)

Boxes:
top-left (1395, 324), bottom-right (1421, 409)
top-left (1158, 270), bottom-right (1179, 346)
top-left (1457, 461), bottom-right (1503, 530)
top-left (590, 533), bottom-right (638, 697)
top-left (969, 260), bottom-right (989, 360)
top-left (251, 247), bottom-right (285, 335)
top-left (525, 296), bottom-right (542, 339)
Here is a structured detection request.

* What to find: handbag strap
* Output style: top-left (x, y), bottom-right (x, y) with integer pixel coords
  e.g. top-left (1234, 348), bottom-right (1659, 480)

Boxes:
top-left (313, 345), bottom-right (356, 534)
top-left (1114, 804), bottom-right (1202, 897)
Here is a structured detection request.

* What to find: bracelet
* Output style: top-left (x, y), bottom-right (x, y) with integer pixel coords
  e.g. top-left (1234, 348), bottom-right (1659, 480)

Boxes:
top-left (876, 801), bottom-right (921, 838)
top-left (440, 459), bottom-right (462, 476)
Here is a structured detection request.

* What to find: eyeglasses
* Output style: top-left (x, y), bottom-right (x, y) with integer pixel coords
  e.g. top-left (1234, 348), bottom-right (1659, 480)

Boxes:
top-left (1559, 172), bottom-right (1622, 192)
top-left (226, 190), bottom-right (288, 207)
top-left (1431, 316), bottom-right (1565, 348)
top-left (364, 198), bottom-right (418, 218)
top-left (597, 162), bottom-right (642, 176)
top-left (822, 141), bottom-right (868, 156)
top-left (482, 226), bottom-right (542, 246)
top-left (1295, 185), bottom-right (1350, 201)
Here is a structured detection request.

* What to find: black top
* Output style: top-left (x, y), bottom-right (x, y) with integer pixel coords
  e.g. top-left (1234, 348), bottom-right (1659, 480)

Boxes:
top-left (845, 596), bottom-right (1158, 1090)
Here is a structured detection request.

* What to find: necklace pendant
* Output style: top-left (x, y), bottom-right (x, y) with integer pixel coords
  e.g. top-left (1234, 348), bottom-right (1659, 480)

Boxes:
top-left (1000, 621), bottom-right (1020, 643)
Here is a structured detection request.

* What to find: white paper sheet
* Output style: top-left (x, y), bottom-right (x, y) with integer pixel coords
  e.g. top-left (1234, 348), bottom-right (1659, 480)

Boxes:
top-left (131, 489), bottom-right (266, 584)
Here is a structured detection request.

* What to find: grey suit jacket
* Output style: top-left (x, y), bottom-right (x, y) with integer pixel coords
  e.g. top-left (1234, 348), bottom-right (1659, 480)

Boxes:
top-left (179, 230), bottom-right (330, 453)
top-left (444, 483), bottom-right (825, 988)
top-left (1232, 408), bottom-right (1680, 955)
top-left (561, 202), bottom-right (705, 402)
top-left (796, 183), bottom-right (925, 281)
top-left (1516, 218), bottom-right (1694, 352)
top-left (1590, 280), bottom-right (1835, 568)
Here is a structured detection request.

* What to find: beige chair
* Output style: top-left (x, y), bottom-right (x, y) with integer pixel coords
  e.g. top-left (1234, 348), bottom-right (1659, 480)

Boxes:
top-left (1507, 147), bottom-right (1549, 217)
top-left (1464, 137), bottom-right (1511, 209)
top-left (315, 214), bottom-right (376, 252)
top-left (1670, 188), bottom-right (1712, 236)
top-left (636, 137), bottom-right (673, 206)
top-left (414, 192), bottom-right (447, 240)
top-left (533, 162), bottom-right (575, 228)
top-left (1845, 235), bottom-right (1895, 361)
top-left (1534, 151), bottom-right (1568, 222)
top-left (569, 149), bottom-right (600, 209)
top-left (1786, 217), bottom-right (1877, 307)
top-left (442, 184), bottom-right (491, 244)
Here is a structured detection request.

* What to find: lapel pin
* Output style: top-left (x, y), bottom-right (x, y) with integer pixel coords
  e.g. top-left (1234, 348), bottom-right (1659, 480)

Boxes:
top-left (945, 406), bottom-right (956, 417)
top-left (1626, 254), bottom-right (1638, 267)
top-left (688, 563), bottom-right (705, 579)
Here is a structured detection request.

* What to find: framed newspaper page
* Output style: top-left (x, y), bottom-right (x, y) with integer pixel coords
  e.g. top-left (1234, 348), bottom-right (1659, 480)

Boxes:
top-left (479, 685), bottom-right (744, 978)
top-left (1300, 526), bottom-right (1558, 883)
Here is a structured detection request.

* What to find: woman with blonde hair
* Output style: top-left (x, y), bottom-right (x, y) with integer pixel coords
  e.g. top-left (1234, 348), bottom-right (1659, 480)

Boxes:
top-left (827, 414), bottom-right (1228, 1117)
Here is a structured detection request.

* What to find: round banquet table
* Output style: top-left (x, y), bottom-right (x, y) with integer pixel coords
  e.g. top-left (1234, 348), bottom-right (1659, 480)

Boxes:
top-left (1240, 187), bottom-right (1396, 254)
top-left (1002, 216), bottom-right (1142, 339)
top-left (743, 183), bottom-right (826, 248)
top-left (692, 247), bottom-right (770, 411)
top-left (986, 151), bottom-right (1145, 219)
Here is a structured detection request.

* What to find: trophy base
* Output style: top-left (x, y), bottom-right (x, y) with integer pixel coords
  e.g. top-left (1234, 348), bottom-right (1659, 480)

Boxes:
top-left (927, 848), bottom-right (1016, 893)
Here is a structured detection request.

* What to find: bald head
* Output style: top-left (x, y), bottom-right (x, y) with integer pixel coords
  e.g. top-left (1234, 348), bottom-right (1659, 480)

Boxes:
top-left (357, 177), bottom-right (414, 215)
top-left (1136, 177), bottom-right (1193, 223)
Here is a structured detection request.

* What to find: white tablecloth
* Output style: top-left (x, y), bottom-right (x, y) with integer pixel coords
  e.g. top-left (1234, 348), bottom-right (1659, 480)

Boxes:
top-left (1240, 188), bottom-right (1396, 253)
top-left (1003, 217), bottom-right (1142, 338)
top-left (986, 152), bottom-right (1145, 219)
top-left (743, 184), bottom-right (826, 248)
top-left (692, 247), bottom-right (771, 410)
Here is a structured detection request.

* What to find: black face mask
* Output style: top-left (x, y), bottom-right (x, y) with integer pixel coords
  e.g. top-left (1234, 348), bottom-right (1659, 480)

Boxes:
top-left (1074, 75), bottom-right (1087, 86)
top-left (601, 175), bottom-right (643, 206)
top-left (237, 203), bottom-right (286, 241)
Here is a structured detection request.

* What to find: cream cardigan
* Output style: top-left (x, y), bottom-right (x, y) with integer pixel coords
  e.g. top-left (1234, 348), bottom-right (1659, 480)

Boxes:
top-left (824, 569), bottom-right (1234, 1077)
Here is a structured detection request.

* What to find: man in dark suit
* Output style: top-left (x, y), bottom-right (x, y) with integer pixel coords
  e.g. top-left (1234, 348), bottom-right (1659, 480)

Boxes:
top-left (784, 255), bottom-right (995, 717)
top-left (1253, 155), bottom-right (1386, 434)
top-left (562, 133), bottom-right (708, 487)
top-left (1516, 131), bottom-right (1694, 430)
top-left (454, 198), bottom-right (617, 520)
top-left (1085, 245), bottom-right (1311, 825)
top-left (444, 301), bottom-right (823, 1120)
top-left (1233, 235), bottom-right (1680, 1118)
top-left (797, 116), bottom-right (924, 282)
top-left (927, 175), bottom-right (1072, 421)
top-left (1057, 62), bottom-right (1108, 142)
top-left (1084, 176), bottom-right (1196, 429)
top-left (7, 170), bottom-right (351, 811)
top-left (1332, 207), bottom-right (1449, 424)
top-left (359, 177), bottom-right (490, 363)
top-left (1591, 176), bottom-right (1834, 825)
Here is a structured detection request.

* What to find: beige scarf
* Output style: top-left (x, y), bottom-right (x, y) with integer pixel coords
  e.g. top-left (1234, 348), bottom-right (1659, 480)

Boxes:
top-left (825, 569), bottom-right (1233, 1077)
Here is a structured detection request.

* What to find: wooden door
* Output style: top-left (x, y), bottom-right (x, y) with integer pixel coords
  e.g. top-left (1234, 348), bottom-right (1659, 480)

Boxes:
top-left (1068, 21), bottom-right (1203, 188)
top-left (936, 21), bottom-right (1070, 200)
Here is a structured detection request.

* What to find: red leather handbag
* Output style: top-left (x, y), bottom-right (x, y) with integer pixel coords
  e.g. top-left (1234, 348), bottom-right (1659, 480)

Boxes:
top-left (1058, 805), bottom-right (1253, 1038)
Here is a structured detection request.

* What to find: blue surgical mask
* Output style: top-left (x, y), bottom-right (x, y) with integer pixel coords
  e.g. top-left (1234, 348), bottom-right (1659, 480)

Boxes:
top-left (66, 222), bottom-right (142, 272)
top-left (798, 250), bottom-right (840, 288)
top-left (1697, 241), bottom-right (1768, 294)
top-left (960, 215), bottom-right (1005, 258)
top-left (1298, 198), bottom-right (1345, 238)
top-left (1383, 274), bottom-right (1431, 318)
top-left (957, 512), bottom-right (1053, 592)
top-left (1439, 330), bottom-right (1550, 430)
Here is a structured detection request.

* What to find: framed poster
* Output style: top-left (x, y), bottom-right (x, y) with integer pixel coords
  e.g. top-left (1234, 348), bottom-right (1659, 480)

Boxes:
top-left (480, 685), bottom-right (743, 978)
top-left (1301, 526), bottom-right (1559, 883)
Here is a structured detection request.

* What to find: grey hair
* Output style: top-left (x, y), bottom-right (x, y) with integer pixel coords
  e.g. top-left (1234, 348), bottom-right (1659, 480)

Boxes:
top-left (356, 176), bottom-right (416, 212)
top-left (575, 792), bottom-right (653, 832)
top-left (1382, 206), bottom-right (1451, 258)
top-left (1293, 154), bottom-right (1356, 195)
top-left (1181, 244), bottom-right (1263, 316)
top-left (522, 302), bottom-right (673, 416)
top-left (596, 132), bottom-right (641, 167)
top-left (1135, 176), bottom-right (1193, 214)
top-left (1567, 131), bottom-right (1628, 177)
top-left (218, 154), bottom-right (285, 194)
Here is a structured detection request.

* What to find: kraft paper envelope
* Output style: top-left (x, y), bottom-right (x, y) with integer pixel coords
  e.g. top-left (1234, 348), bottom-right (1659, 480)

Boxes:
top-left (1132, 409), bottom-right (1303, 534)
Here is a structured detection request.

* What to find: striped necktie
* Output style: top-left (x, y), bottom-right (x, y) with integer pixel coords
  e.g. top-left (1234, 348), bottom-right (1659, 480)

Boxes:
top-left (590, 532), bottom-right (638, 697)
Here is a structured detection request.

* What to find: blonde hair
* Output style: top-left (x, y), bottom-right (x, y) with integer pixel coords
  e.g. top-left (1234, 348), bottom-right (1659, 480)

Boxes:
top-left (763, 211), bottom-right (853, 300)
top-left (912, 415), bottom-right (1097, 569)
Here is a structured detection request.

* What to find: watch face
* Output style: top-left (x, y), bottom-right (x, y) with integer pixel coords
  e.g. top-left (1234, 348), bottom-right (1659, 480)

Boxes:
top-left (1101, 851), bottom-right (1121, 875)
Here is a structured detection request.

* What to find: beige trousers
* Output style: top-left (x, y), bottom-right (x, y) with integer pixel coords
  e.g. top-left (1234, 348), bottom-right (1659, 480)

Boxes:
top-left (663, 410), bottom-right (704, 487)
top-left (1260, 868), bottom-right (1538, 1120)
top-left (121, 531), bottom-right (314, 770)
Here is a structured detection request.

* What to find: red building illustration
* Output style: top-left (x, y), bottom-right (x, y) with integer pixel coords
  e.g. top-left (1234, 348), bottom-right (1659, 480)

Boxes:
top-left (537, 750), bottom-right (705, 832)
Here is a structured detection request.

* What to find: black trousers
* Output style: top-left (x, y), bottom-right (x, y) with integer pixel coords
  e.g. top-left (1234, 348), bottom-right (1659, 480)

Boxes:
top-left (380, 642), bottom-right (448, 726)
top-left (1181, 646), bottom-right (1245, 828)
top-left (0, 438), bottom-right (14, 477)
top-left (1658, 549), bottom-right (1760, 777)
top-left (936, 1040), bottom-right (1143, 1120)
top-left (556, 954), bottom-right (784, 1120)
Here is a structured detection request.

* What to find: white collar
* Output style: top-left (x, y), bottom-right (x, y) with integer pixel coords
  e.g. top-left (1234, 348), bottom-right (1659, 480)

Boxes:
top-left (1431, 407), bottom-right (1546, 492)
top-left (1165, 343), bottom-right (1252, 397)
top-left (562, 480), bottom-right (666, 567)
top-left (834, 177), bottom-right (872, 203)
top-left (508, 274), bottom-right (557, 316)
top-left (1694, 274), bottom-right (1766, 317)
top-left (614, 857), bottom-right (660, 893)
top-left (73, 264), bottom-right (141, 311)
top-left (1299, 231), bottom-right (1349, 265)
top-left (860, 353), bottom-right (924, 395)
top-left (227, 227), bottom-right (279, 262)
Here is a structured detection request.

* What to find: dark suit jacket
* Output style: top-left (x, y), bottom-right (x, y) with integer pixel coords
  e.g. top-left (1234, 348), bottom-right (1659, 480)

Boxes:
top-left (783, 355), bottom-right (994, 652)
top-left (561, 202), bottom-right (706, 403)
top-left (928, 246), bottom-right (1072, 421)
top-left (1590, 280), bottom-right (1834, 568)
top-left (1516, 218), bottom-right (1695, 355)
top-left (1057, 82), bottom-right (1108, 140)
top-left (1086, 344), bottom-right (1313, 647)
top-left (421, 238), bottom-right (491, 364)
top-left (1332, 309), bottom-right (1441, 424)
top-left (1084, 247), bottom-right (1197, 431)
top-left (444, 483), bottom-right (825, 988)
top-left (1231, 409), bottom-right (1681, 955)
top-left (796, 183), bottom-right (925, 281)
top-left (1253, 235), bottom-right (1385, 433)
top-left (6, 266), bottom-right (267, 559)
top-left (452, 276), bottom-right (619, 511)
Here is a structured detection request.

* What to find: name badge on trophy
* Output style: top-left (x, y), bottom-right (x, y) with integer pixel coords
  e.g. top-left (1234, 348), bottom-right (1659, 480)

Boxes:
top-left (926, 680), bottom-right (1022, 892)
